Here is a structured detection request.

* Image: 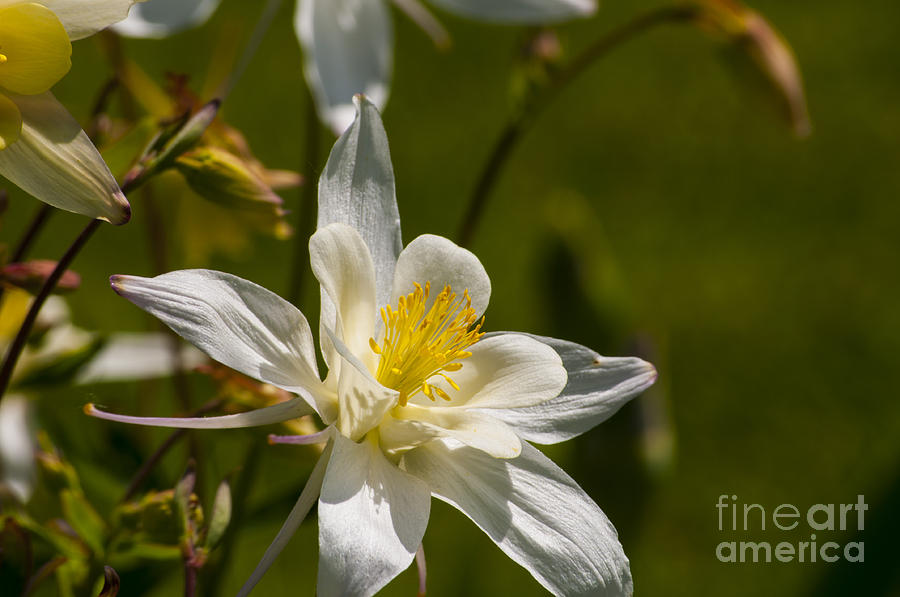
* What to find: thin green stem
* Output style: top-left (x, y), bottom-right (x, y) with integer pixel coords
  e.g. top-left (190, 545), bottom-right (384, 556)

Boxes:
top-left (217, 0), bottom-right (284, 101)
top-left (456, 4), bottom-right (700, 247)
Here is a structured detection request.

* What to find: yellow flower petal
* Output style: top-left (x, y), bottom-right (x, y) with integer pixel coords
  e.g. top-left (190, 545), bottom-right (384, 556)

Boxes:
top-left (0, 3), bottom-right (72, 95)
top-left (0, 92), bottom-right (22, 149)
top-left (0, 288), bottom-right (31, 342)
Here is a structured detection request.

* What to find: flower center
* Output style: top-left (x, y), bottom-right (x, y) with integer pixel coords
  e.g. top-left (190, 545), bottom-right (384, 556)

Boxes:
top-left (369, 281), bottom-right (484, 407)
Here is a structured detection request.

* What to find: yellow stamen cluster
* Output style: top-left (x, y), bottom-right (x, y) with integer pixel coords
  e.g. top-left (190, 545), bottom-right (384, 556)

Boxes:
top-left (370, 281), bottom-right (484, 407)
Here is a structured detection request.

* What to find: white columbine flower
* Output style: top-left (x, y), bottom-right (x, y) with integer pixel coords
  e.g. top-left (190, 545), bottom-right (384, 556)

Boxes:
top-left (115, 0), bottom-right (595, 133)
top-left (86, 96), bottom-right (654, 596)
top-left (0, 0), bottom-right (143, 224)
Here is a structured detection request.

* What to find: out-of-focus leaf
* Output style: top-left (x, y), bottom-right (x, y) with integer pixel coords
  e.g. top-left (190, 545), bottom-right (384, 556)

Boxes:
top-left (173, 462), bottom-right (195, 533)
top-left (114, 489), bottom-right (180, 545)
top-left (12, 512), bottom-right (88, 561)
top-left (23, 556), bottom-right (66, 596)
top-left (15, 336), bottom-right (105, 389)
top-left (100, 118), bottom-right (158, 180)
top-left (174, 462), bottom-right (203, 548)
top-left (109, 540), bottom-right (181, 562)
top-left (55, 556), bottom-right (90, 597)
top-left (116, 59), bottom-right (176, 119)
top-left (204, 479), bottom-right (231, 550)
top-left (59, 489), bottom-right (106, 556)
top-left (35, 440), bottom-right (80, 494)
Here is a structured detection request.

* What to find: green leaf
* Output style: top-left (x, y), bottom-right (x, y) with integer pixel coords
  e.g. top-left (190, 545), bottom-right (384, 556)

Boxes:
top-left (204, 479), bottom-right (231, 550)
top-left (60, 489), bottom-right (107, 556)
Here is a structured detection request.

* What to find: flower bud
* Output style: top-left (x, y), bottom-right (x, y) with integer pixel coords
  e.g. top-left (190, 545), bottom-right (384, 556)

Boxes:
top-left (1, 260), bottom-right (81, 294)
top-left (693, 0), bottom-right (810, 137)
top-left (173, 147), bottom-right (284, 214)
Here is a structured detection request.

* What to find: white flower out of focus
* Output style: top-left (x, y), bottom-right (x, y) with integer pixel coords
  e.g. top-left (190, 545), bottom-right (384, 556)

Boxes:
top-left (114, 0), bottom-right (596, 133)
top-left (0, 0), bottom-right (142, 224)
top-left (87, 96), bottom-right (655, 596)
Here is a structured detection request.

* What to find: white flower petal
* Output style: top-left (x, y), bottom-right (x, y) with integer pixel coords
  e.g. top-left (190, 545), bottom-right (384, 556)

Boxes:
top-left (317, 95), bottom-right (401, 338)
top-left (385, 407), bottom-right (522, 458)
top-left (318, 434), bottom-right (431, 597)
top-left (110, 270), bottom-right (334, 417)
top-left (113, 0), bottom-right (219, 38)
top-left (296, 0), bottom-right (393, 134)
top-left (412, 333), bottom-right (565, 410)
top-left (237, 440), bottom-right (332, 597)
top-left (85, 398), bottom-right (312, 429)
top-left (404, 440), bottom-right (632, 596)
top-left (310, 223), bottom-right (378, 371)
top-left (485, 333), bottom-right (656, 444)
top-left (10, 0), bottom-right (145, 40)
top-left (427, 0), bottom-right (595, 24)
top-left (75, 332), bottom-right (206, 384)
top-left (322, 325), bottom-right (398, 441)
top-left (0, 92), bottom-right (129, 224)
top-left (0, 394), bottom-right (35, 503)
top-left (390, 234), bottom-right (491, 320)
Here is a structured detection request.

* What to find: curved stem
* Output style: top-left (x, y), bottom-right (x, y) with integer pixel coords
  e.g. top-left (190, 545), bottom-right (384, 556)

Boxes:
top-left (456, 5), bottom-right (700, 247)
top-left (0, 219), bottom-right (101, 399)
top-left (0, 172), bottom-right (147, 402)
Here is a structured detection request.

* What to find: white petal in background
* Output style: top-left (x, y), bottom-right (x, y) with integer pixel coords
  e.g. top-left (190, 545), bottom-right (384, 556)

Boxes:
top-left (296, 0), bottom-right (393, 134)
top-left (318, 434), bottom-right (431, 597)
top-left (0, 92), bottom-right (130, 224)
top-left (113, 0), bottom-right (219, 38)
top-left (110, 270), bottom-right (330, 414)
top-left (485, 333), bottom-right (657, 444)
top-left (404, 440), bottom-right (632, 596)
top-left (0, 395), bottom-right (36, 503)
top-left (17, 0), bottom-right (145, 40)
top-left (75, 332), bottom-right (207, 384)
top-left (428, 0), bottom-right (596, 24)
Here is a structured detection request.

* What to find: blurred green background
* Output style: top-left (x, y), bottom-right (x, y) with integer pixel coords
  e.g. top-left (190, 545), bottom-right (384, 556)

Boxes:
top-left (2, 0), bottom-right (899, 595)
